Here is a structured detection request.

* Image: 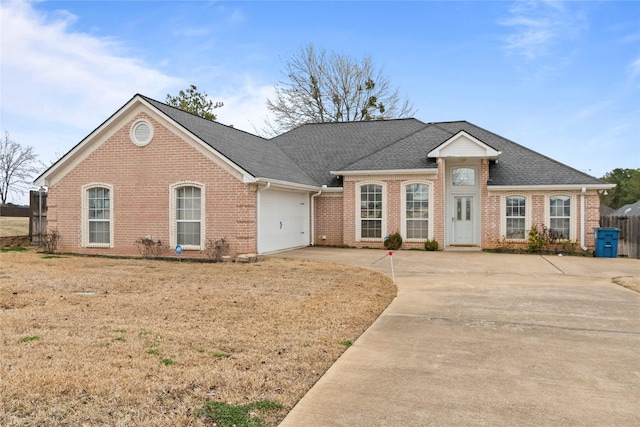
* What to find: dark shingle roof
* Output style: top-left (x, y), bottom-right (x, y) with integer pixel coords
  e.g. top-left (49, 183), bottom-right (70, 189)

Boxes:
top-left (141, 96), bottom-right (316, 186)
top-left (433, 122), bottom-right (605, 186)
top-left (142, 95), bottom-right (605, 188)
top-left (270, 119), bottom-right (427, 186)
top-left (612, 201), bottom-right (640, 216)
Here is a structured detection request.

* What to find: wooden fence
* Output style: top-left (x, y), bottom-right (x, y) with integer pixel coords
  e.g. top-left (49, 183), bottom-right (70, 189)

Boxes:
top-left (29, 190), bottom-right (48, 244)
top-left (600, 215), bottom-right (640, 259)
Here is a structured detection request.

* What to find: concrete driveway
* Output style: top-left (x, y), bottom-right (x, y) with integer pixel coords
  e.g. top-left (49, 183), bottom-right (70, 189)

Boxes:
top-left (275, 248), bottom-right (640, 426)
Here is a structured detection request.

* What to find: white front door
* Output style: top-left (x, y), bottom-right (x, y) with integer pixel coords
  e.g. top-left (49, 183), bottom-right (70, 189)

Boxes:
top-left (452, 195), bottom-right (474, 244)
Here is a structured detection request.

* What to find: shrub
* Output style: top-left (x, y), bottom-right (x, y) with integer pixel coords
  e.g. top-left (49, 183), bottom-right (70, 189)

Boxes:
top-left (561, 239), bottom-right (578, 254)
top-left (41, 230), bottom-right (61, 254)
top-left (424, 239), bottom-right (439, 251)
top-left (136, 237), bottom-right (166, 258)
top-left (527, 225), bottom-right (546, 253)
top-left (203, 237), bottom-right (229, 261)
top-left (384, 232), bottom-right (403, 250)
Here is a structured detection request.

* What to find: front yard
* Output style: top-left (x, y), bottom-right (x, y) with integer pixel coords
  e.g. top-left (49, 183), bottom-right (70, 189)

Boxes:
top-left (0, 249), bottom-right (396, 426)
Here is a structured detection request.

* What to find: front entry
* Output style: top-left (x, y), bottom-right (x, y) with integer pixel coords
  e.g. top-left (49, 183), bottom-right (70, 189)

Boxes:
top-left (452, 195), bottom-right (474, 244)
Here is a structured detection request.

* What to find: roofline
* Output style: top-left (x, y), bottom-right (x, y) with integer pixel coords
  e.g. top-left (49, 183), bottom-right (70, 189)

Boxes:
top-left (488, 183), bottom-right (615, 191)
top-left (250, 177), bottom-right (330, 192)
top-left (34, 94), bottom-right (256, 186)
top-left (135, 96), bottom-right (256, 181)
top-left (330, 168), bottom-right (438, 176)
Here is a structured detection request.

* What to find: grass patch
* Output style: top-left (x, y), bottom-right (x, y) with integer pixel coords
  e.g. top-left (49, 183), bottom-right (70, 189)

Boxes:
top-left (1, 246), bottom-right (29, 252)
top-left (146, 349), bottom-right (160, 355)
top-left (160, 358), bottom-right (174, 366)
top-left (613, 276), bottom-right (640, 293)
top-left (211, 351), bottom-right (230, 358)
top-left (195, 400), bottom-right (283, 427)
top-left (17, 335), bottom-right (40, 343)
top-left (339, 340), bottom-right (353, 347)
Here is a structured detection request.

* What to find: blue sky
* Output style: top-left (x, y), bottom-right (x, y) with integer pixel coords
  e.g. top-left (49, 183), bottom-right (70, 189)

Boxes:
top-left (1, 0), bottom-right (639, 204)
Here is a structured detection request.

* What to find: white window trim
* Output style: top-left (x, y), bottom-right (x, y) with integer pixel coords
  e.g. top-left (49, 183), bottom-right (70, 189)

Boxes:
top-left (81, 183), bottom-right (114, 248)
top-left (355, 181), bottom-right (386, 242)
top-left (401, 180), bottom-right (433, 241)
top-left (169, 181), bottom-right (206, 250)
top-left (500, 194), bottom-right (530, 241)
top-left (545, 194), bottom-right (576, 241)
top-left (130, 120), bottom-right (154, 147)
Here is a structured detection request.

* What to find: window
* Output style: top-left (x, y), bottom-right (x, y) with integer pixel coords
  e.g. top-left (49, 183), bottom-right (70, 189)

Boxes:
top-left (82, 184), bottom-right (113, 247)
top-left (359, 184), bottom-right (383, 239)
top-left (505, 196), bottom-right (526, 239)
top-left (452, 168), bottom-right (475, 186)
top-left (405, 183), bottom-right (429, 239)
top-left (549, 195), bottom-right (571, 239)
top-left (130, 120), bottom-right (153, 146)
top-left (176, 186), bottom-right (201, 246)
top-left (88, 187), bottom-right (110, 243)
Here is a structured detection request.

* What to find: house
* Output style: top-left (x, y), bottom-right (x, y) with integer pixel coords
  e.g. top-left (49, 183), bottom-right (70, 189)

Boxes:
top-left (35, 94), bottom-right (614, 257)
top-left (612, 201), bottom-right (640, 216)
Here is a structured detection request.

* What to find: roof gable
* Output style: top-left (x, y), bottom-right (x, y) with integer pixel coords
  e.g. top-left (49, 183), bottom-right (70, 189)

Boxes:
top-left (427, 130), bottom-right (501, 159)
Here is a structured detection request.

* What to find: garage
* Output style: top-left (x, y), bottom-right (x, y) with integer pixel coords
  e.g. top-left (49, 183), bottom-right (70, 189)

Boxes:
top-left (257, 189), bottom-right (310, 254)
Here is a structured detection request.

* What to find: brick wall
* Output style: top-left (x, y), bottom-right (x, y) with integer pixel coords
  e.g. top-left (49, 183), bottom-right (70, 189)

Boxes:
top-left (313, 193), bottom-right (343, 246)
top-left (47, 111), bottom-right (257, 258)
top-left (340, 173), bottom-right (440, 250)
top-left (482, 189), bottom-right (601, 250)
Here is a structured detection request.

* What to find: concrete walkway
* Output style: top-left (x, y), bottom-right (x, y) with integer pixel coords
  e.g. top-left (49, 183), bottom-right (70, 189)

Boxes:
top-left (276, 248), bottom-right (640, 426)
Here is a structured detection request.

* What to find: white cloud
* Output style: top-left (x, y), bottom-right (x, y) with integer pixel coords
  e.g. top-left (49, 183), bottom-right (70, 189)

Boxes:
top-left (500, 0), bottom-right (587, 60)
top-left (0, 0), bottom-right (181, 130)
top-left (630, 57), bottom-right (640, 80)
top-left (212, 76), bottom-right (275, 136)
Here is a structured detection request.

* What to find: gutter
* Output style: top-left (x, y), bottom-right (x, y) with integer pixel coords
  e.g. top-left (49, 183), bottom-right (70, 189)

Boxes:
top-left (310, 187), bottom-right (324, 246)
top-left (255, 182), bottom-right (271, 254)
top-left (580, 187), bottom-right (588, 252)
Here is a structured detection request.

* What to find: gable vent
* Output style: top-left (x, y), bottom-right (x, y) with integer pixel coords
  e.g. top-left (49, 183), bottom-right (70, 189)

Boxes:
top-left (131, 120), bottom-right (153, 146)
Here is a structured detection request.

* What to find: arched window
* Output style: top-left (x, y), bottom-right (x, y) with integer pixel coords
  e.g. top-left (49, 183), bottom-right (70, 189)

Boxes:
top-left (176, 186), bottom-right (202, 246)
top-left (82, 183), bottom-right (113, 247)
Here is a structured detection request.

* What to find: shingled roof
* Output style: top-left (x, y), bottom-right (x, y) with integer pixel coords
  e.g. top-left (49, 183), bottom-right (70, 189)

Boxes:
top-left (37, 94), bottom-right (606, 190)
top-left (141, 96), bottom-right (317, 186)
top-left (130, 95), bottom-right (611, 189)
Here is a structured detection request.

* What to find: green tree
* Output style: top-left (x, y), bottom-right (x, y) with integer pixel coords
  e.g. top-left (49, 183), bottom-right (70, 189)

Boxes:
top-left (166, 85), bottom-right (223, 121)
top-left (266, 44), bottom-right (415, 133)
top-left (0, 132), bottom-right (42, 205)
top-left (600, 168), bottom-right (640, 210)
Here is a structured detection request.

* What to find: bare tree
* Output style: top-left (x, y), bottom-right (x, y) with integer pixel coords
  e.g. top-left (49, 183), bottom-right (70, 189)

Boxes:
top-left (0, 132), bottom-right (42, 205)
top-left (266, 44), bottom-right (415, 133)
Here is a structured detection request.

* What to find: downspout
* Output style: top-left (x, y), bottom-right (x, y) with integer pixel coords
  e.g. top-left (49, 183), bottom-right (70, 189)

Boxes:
top-left (310, 188), bottom-right (323, 246)
top-left (256, 182), bottom-right (271, 254)
top-left (580, 187), bottom-right (588, 252)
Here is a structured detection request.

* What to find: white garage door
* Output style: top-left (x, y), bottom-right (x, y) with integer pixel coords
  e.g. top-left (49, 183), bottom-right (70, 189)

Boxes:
top-left (257, 189), bottom-right (310, 254)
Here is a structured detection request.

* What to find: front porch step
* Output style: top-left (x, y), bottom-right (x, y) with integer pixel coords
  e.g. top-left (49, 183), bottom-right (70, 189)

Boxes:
top-left (444, 246), bottom-right (482, 252)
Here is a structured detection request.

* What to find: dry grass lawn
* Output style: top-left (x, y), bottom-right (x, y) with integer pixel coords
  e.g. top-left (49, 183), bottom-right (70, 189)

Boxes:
top-left (0, 249), bottom-right (396, 426)
top-left (0, 217), bottom-right (29, 237)
top-left (615, 276), bottom-right (640, 293)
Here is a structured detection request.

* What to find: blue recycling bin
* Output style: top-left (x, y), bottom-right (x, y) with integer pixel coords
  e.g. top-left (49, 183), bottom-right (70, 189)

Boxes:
top-left (594, 227), bottom-right (620, 258)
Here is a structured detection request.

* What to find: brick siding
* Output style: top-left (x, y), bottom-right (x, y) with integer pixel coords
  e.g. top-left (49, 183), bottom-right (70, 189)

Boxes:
top-left (47, 112), bottom-right (257, 258)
